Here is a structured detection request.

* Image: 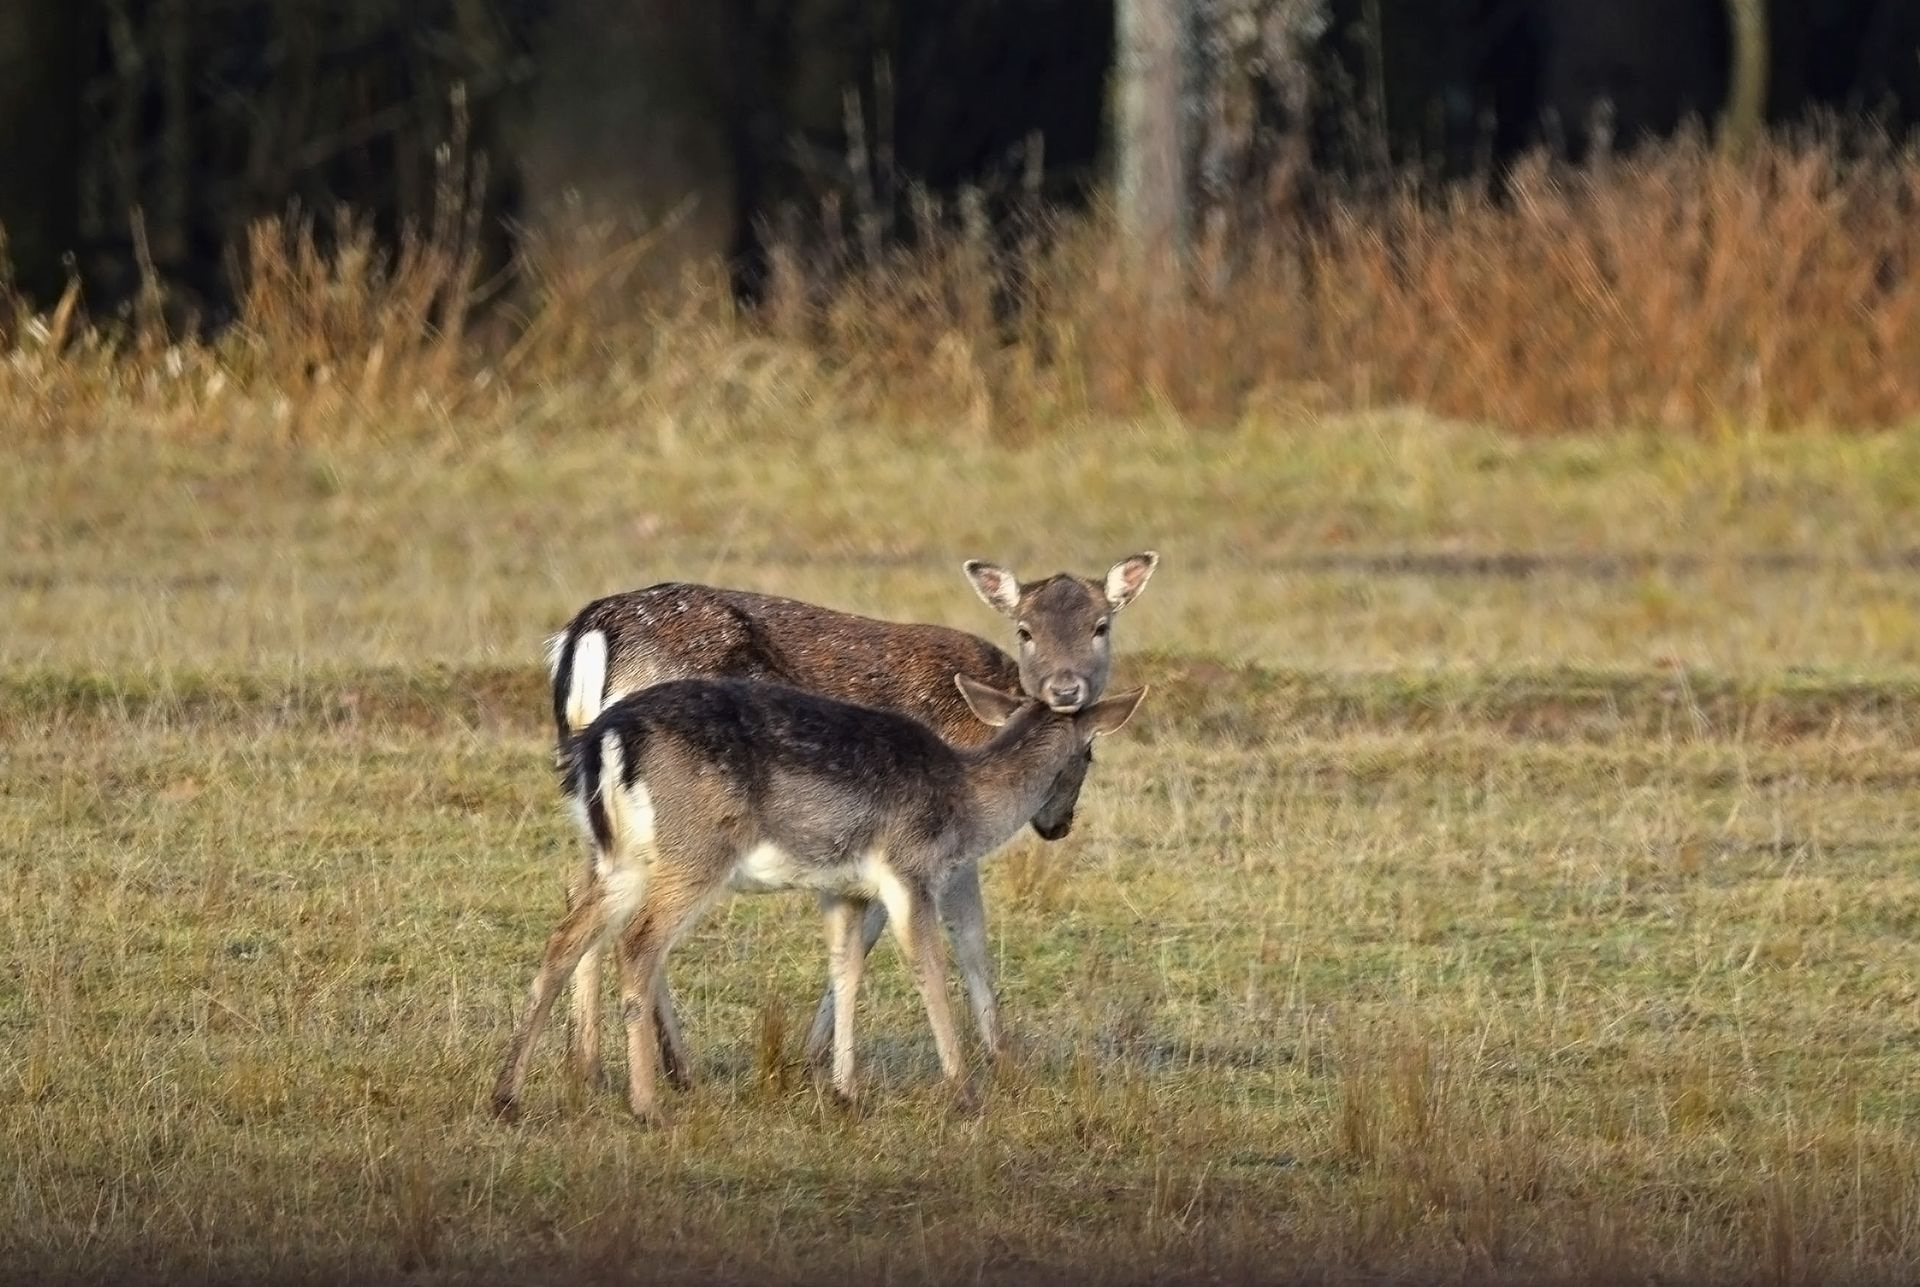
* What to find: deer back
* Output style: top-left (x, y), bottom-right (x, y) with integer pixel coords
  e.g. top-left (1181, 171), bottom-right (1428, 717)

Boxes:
top-left (586, 679), bottom-right (980, 885)
top-left (562, 582), bottom-right (1018, 746)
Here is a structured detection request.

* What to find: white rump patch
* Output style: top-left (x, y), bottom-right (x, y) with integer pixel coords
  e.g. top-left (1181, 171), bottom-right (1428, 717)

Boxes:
top-left (583, 738), bottom-right (654, 933)
top-left (565, 629), bottom-right (610, 731)
top-left (595, 736), bottom-right (656, 871)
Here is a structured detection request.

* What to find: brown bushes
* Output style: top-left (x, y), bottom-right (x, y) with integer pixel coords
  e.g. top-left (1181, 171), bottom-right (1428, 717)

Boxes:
top-left (6, 131), bottom-right (1920, 441)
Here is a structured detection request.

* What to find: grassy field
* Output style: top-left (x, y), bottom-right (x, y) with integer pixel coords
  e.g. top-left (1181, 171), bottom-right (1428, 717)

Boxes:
top-left (6, 417), bottom-right (1920, 1284)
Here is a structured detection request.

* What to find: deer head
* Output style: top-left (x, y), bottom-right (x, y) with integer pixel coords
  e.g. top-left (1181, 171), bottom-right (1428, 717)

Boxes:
top-left (963, 551), bottom-right (1158, 712)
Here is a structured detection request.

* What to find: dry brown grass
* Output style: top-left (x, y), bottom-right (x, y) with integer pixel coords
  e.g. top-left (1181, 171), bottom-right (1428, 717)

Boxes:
top-left (6, 676), bottom-right (1920, 1286)
top-left (5, 428), bottom-right (1919, 1285)
top-left (8, 132), bottom-right (1920, 443)
top-left (837, 131), bottom-right (1920, 435)
top-left (5, 124), bottom-right (1920, 1286)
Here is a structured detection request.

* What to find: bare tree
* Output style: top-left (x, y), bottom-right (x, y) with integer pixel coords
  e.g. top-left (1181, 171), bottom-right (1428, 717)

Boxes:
top-left (1116, 0), bottom-right (1194, 279)
top-left (1720, 0), bottom-right (1768, 157)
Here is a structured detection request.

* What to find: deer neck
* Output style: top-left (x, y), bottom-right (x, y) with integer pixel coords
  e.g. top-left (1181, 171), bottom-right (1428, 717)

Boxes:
top-left (960, 709), bottom-right (1076, 849)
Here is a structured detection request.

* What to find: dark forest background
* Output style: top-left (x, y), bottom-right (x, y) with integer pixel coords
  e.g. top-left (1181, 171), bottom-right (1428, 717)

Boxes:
top-left (2, 0), bottom-right (1917, 320)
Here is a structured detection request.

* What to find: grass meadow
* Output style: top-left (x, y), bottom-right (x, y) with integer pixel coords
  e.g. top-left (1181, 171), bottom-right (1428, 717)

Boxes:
top-left (6, 416), bottom-right (1920, 1286)
top-left (7, 132), bottom-right (1920, 1283)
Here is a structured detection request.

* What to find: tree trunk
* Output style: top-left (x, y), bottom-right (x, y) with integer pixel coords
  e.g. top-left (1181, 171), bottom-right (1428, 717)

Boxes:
top-left (1721, 0), bottom-right (1768, 157)
top-left (0, 0), bottom-right (88, 305)
top-left (513, 0), bottom-right (738, 300)
top-left (1116, 0), bottom-right (1192, 279)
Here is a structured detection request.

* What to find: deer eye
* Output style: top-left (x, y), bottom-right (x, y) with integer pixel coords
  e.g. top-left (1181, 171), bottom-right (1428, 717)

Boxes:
top-left (1093, 620), bottom-right (1110, 638)
top-left (1016, 625), bottom-right (1033, 645)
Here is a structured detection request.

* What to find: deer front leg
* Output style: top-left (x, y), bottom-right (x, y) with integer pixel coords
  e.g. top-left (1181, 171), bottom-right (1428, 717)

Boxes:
top-left (805, 899), bottom-right (888, 1067)
top-left (939, 862), bottom-right (1004, 1061)
top-left (882, 880), bottom-right (973, 1109)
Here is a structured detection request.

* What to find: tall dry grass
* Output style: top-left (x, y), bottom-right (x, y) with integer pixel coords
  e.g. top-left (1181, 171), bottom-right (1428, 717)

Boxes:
top-left (6, 130), bottom-right (1920, 441)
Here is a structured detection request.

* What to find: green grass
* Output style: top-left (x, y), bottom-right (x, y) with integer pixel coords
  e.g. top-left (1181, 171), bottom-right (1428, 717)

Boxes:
top-left (5, 417), bottom-right (1920, 1283)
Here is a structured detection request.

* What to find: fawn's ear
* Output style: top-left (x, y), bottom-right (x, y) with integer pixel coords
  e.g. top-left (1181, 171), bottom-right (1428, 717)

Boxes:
top-left (1083, 685), bottom-right (1147, 736)
top-left (956, 673), bottom-right (1025, 727)
top-left (963, 560), bottom-right (1023, 618)
top-left (1105, 552), bottom-right (1159, 611)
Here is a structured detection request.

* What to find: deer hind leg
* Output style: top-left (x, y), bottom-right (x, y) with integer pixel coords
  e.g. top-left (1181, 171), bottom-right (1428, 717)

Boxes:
top-left (564, 863), bottom-right (607, 1089)
top-left (805, 899), bottom-right (888, 1067)
top-left (614, 868), bottom-right (720, 1125)
top-left (493, 885), bottom-right (613, 1121)
top-left (569, 848), bottom-right (661, 1093)
top-left (939, 862), bottom-right (1004, 1061)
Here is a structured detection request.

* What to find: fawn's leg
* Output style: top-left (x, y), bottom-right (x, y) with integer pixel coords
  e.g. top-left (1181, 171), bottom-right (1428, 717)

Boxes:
top-left (939, 863), bottom-right (1003, 1060)
top-left (615, 872), bottom-right (716, 1124)
top-left (493, 887), bottom-right (610, 1119)
top-left (881, 879), bottom-right (968, 1098)
top-left (563, 863), bottom-right (607, 1088)
top-left (805, 899), bottom-right (888, 1066)
top-left (570, 932), bottom-right (689, 1093)
top-left (821, 895), bottom-right (870, 1103)
top-left (567, 846), bottom-right (681, 1093)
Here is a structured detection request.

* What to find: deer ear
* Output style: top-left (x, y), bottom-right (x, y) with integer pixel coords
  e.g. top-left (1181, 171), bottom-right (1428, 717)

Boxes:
top-left (1105, 552), bottom-right (1159, 611)
top-left (963, 560), bottom-right (1022, 618)
top-left (1083, 685), bottom-right (1147, 736)
top-left (955, 673), bottom-right (1024, 727)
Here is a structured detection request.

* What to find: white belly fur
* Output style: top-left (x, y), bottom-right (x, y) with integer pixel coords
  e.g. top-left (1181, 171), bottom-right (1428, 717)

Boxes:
top-left (726, 843), bottom-right (889, 897)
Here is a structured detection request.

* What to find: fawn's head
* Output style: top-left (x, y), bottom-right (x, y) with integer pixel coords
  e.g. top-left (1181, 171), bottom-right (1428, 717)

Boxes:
top-left (956, 674), bottom-right (1148, 839)
top-left (963, 552), bottom-right (1158, 713)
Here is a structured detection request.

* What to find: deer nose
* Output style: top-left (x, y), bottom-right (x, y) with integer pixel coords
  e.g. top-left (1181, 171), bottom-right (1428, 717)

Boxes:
top-left (1046, 678), bottom-right (1087, 711)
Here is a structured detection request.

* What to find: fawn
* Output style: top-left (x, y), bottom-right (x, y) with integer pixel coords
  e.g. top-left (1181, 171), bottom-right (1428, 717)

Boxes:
top-left (493, 672), bottom-right (1146, 1122)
